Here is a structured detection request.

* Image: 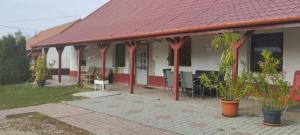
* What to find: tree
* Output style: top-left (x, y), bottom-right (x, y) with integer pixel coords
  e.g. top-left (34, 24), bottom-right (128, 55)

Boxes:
top-left (0, 32), bottom-right (31, 85)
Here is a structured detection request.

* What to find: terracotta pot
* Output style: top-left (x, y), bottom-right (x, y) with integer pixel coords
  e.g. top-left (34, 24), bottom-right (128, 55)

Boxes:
top-left (220, 99), bottom-right (239, 117)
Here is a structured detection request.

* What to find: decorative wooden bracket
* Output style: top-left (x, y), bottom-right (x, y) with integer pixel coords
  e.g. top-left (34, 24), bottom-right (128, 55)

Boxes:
top-left (56, 46), bottom-right (65, 83)
top-left (166, 36), bottom-right (189, 101)
top-left (232, 30), bottom-right (255, 80)
top-left (97, 43), bottom-right (110, 80)
top-left (43, 48), bottom-right (49, 56)
top-left (126, 41), bottom-right (138, 94)
top-left (74, 45), bottom-right (85, 85)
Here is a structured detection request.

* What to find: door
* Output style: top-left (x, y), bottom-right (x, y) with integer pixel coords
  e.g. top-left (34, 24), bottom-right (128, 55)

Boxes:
top-left (135, 44), bottom-right (149, 85)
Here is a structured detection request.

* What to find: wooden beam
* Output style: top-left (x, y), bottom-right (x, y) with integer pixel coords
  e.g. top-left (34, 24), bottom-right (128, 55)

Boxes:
top-left (98, 43), bottom-right (110, 80)
top-left (43, 48), bottom-right (49, 56)
top-left (56, 47), bottom-right (65, 83)
top-left (232, 31), bottom-right (254, 80)
top-left (126, 41), bottom-right (138, 94)
top-left (167, 36), bottom-right (189, 101)
top-left (74, 46), bottom-right (84, 85)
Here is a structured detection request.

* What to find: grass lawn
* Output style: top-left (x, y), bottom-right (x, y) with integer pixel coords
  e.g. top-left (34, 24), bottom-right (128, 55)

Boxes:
top-left (0, 84), bottom-right (87, 110)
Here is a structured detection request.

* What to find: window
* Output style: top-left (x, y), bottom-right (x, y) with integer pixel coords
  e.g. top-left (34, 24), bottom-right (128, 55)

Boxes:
top-left (250, 33), bottom-right (283, 72)
top-left (115, 44), bottom-right (125, 67)
top-left (168, 38), bottom-right (192, 66)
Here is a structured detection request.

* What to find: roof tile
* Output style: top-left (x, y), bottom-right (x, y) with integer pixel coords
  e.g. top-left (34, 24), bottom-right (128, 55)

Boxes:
top-left (36, 0), bottom-right (300, 47)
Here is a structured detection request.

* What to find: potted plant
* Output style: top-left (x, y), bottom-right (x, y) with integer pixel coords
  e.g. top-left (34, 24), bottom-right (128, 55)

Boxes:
top-left (200, 33), bottom-right (251, 117)
top-left (249, 50), bottom-right (297, 126)
top-left (35, 54), bottom-right (47, 87)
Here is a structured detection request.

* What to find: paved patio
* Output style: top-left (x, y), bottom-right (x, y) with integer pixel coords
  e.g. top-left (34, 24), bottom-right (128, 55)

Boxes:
top-left (38, 76), bottom-right (300, 134)
top-left (66, 94), bottom-right (300, 135)
top-left (0, 103), bottom-right (177, 135)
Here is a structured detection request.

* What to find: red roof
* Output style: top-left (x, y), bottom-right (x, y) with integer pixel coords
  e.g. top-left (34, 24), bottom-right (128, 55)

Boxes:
top-left (36, 0), bottom-right (300, 47)
top-left (27, 19), bottom-right (81, 50)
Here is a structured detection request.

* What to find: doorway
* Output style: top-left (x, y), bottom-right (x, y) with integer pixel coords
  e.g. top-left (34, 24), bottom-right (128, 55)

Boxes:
top-left (135, 43), bottom-right (149, 85)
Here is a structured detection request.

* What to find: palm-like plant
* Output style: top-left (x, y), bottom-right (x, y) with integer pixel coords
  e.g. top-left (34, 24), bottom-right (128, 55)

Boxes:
top-left (200, 32), bottom-right (250, 101)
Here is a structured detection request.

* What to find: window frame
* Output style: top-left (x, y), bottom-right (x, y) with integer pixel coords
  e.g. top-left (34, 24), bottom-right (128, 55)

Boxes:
top-left (114, 43), bottom-right (126, 67)
top-left (250, 33), bottom-right (283, 72)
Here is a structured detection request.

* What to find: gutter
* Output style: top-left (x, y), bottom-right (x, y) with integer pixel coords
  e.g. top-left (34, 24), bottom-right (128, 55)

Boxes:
top-left (34, 16), bottom-right (300, 48)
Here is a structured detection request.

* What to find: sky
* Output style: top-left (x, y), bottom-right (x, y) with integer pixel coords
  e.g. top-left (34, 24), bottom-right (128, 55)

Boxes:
top-left (0, 0), bottom-right (109, 38)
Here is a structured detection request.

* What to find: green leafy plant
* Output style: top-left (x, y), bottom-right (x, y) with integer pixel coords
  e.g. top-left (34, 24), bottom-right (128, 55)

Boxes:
top-left (200, 33), bottom-right (251, 101)
top-left (34, 54), bottom-right (47, 83)
top-left (250, 50), bottom-right (297, 111)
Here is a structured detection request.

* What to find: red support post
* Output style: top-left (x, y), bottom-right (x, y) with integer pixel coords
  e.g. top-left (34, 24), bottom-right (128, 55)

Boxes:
top-left (43, 48), bottom-right (49, 69)
top-left (75, 46), bottom-right (84, 85)
top-left (167, 36), bottom-right (189, 101)
top-left (56, 47), bottom-right (64, 83)
top-left (98, 43), bottom-right (110, 80)
top-left (231, 31), bottom-right (254, 80)
top-left (126, 41), bottom-right (137, 94)
top-left (43, 48), bottom-right (49, 56)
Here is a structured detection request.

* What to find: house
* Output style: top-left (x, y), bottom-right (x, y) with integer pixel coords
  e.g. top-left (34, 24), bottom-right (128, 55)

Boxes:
top-left (27, 19), bottom-right (81, 75)
top-left (33, 0), bottom-right (300, 101)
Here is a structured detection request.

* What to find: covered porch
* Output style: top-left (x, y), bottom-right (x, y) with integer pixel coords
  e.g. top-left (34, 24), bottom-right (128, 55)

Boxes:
top-left (36, 26), bottom-right (300, 101)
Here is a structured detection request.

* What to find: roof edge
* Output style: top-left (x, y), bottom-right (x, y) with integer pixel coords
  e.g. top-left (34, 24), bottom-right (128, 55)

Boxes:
top-left (35, 15), bottom-right (300, 48)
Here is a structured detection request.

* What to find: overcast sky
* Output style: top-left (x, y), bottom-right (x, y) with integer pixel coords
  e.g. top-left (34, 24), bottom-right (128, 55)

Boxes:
top-left (0, 0), bottom-right (109, 38)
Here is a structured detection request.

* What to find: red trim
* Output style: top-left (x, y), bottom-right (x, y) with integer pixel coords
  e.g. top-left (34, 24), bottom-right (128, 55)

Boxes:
top-left (148, 76), bottom-right (165, 87)
top-left (113, 73), bottom-right (129, 84)
top-left (69, 71), bottom-right (78, 78)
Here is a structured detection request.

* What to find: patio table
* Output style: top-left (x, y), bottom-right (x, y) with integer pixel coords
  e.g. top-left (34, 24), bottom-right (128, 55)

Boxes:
top-left (94, 80), bottom-right (109, 92)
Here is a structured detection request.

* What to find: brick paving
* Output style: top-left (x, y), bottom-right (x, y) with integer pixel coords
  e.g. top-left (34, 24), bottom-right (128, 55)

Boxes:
top-left (66, 95), bottom-right (300, 135)
top-left (1, 94), bottom-right (300, 135)
top-left (0, 103), bottom-right (177, 135)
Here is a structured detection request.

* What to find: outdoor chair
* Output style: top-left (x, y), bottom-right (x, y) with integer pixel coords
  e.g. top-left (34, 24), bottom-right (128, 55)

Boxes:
top-left (81, 67), bottom-right (96, 86)
top-left (180, 71), bottom-right (200, 98)
top-left (163, 68), bottom-right (172, 90)
top-left (165, 71), bottom-right (174, 95)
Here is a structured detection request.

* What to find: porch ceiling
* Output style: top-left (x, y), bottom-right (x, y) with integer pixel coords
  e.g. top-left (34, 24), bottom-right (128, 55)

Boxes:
top-left (34, 0), bottom-right (300, 48)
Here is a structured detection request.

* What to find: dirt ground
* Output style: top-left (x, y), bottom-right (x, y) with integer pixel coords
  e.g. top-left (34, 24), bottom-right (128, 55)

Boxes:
top-left (0, 112), bottom-right (94, 135)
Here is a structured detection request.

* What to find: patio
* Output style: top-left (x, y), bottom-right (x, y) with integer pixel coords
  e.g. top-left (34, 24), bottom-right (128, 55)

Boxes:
top-left (60, 80), bottom-right (298, 124)
top-left (66, 92), bottom-right (300, 135)
top-left (45, 75), bottom-right (300, 123)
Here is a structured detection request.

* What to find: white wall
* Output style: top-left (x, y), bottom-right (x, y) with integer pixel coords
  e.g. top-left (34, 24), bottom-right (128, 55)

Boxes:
top-left (150, 35), bottom-right (224, 76)
top-left (69, 44), bottom-right (115, 71)
top-left (70, 46), bottom-right (78, 71)
top-left (46, 46), bottom-right (71, 69)
top-left (149, 28), bottom-right (300, 84)
top-left (283, 28), bottom-right (300, 83)
top-left (67, 27), bottom-right (300, 84)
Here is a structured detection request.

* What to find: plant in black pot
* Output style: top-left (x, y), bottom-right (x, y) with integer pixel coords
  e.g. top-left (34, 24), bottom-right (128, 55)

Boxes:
top-left (200, 33), bottom-right (251, 117)
top-left (250, 50), bottom-right (297, 126)
top-left (35, 54), bottom-right (47, 87)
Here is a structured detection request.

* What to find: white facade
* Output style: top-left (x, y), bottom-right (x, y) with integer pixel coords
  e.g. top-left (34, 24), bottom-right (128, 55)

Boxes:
top-left (46, 46), bottom-right (71, 69)
top-left (69, 27), bottom-right (300, 84)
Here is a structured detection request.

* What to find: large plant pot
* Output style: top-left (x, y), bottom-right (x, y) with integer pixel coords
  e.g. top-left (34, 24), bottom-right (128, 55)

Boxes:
top-left (220, 99), bottom-right (239, 117)
top-left (36, 80), bottom-right (46, 87)
top-left (262, 108), bottom-right (282, 126)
